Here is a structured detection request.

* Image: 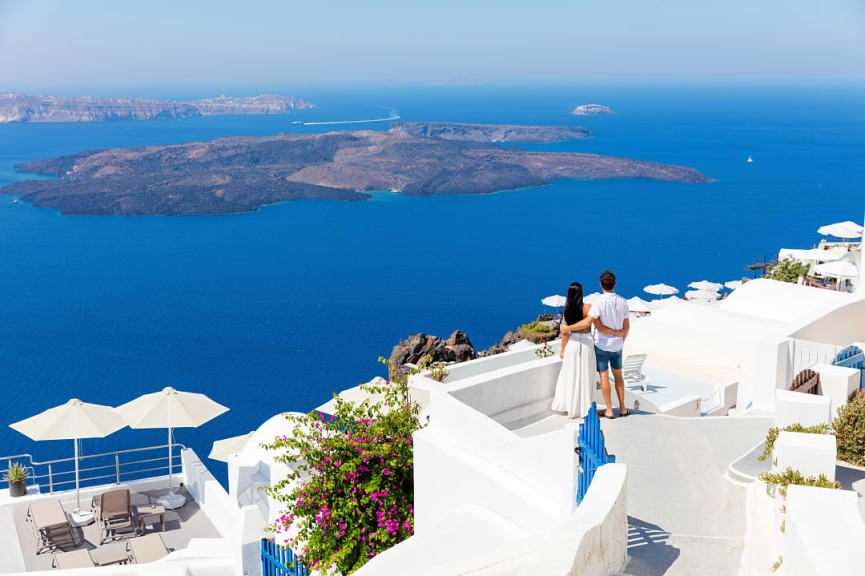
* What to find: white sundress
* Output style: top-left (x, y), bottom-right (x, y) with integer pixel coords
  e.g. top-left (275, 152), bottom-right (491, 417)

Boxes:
top-left (551, 329), bottom-right (597, 419)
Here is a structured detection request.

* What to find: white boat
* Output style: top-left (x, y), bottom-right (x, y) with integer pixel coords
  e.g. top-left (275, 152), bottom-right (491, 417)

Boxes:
top-left (747, 155), bottom-right (753, 163)
top-left (12, 198), bottom-right (19, 203)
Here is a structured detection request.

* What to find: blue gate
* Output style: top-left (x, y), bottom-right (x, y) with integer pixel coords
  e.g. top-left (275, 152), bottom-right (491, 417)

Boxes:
top-left (261, 538), bottom-right (310, 576)
top-left (577, 403), bottom-right (616, 504)
top-left (833, 346), bottom-right (864, 390)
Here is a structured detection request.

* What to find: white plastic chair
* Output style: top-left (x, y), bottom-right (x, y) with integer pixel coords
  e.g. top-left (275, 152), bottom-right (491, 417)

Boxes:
top-left (623, 354), bottom-right (650, 392)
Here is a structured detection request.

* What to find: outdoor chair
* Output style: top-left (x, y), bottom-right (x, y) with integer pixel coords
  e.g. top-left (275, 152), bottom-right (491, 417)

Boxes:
top-left (27, 499), bottom-right (75, 554)
top-left (127, 533), bottom-right (170, 564)
top-left (98, 488), bottom-right (135, 543)
top-left (622, 354), bottom-right (650, 392)
top-left (52, 549), bottom-right (95, 569)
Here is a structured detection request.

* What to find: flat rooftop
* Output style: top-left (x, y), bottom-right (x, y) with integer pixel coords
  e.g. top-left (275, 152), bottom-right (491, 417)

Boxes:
top-left (0, 486), bottom-right (221, 573)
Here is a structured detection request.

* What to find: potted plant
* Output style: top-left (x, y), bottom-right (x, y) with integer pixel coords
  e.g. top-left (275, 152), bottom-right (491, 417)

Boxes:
top-left (4, 462), bottom-right (29, 497)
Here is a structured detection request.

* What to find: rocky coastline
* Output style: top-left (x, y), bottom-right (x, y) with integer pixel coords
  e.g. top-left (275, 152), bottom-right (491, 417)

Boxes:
top-left (0, 92), bottom-right (315, 123)
top-left (388, 314), bottom-right (560, 376)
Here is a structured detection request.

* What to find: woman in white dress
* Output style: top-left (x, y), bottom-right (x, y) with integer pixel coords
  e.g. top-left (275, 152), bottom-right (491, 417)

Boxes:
top-left (550, 282), bottom-right (621, 419)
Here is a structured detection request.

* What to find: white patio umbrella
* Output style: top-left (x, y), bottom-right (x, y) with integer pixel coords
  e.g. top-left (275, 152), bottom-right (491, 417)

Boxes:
top-left (541, 295), bottom-right (567, 308)
top-left (643, 284), bottom-right (678, 299)
top-left (685, 289), bottom-right (721, 301)
top-left (584, 292), bottom-right (603, 304)
top-left (814, 260), bottom-right (859, 291)
top-left (627, 296), bottom-right (657, 314)
top-left (209, 432), bottom-right (254, 463)
top-left (114, 387), bottom-right (228, 509)
top-left (10, 399), bottom-right (126, 525)
top-left (817, 221), bottom-right (863, 241)
top-left (724, 280), bottom-right (743, 290)
top-left (688, 280), bottom-right (724, 292)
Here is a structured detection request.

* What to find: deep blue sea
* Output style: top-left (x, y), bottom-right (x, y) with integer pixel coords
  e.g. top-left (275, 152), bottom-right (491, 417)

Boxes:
top-left (1, 85), bottom-right (863, 485)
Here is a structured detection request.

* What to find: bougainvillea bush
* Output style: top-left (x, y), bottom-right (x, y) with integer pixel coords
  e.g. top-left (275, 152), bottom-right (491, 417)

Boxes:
top-left (263, 359), bottom-right (424, 574)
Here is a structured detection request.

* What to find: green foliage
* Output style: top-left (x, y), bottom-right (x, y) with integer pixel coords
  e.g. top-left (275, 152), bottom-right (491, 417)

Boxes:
top-left (765, 258), bottom-right (809, 283)
top-left (426, 362), bottom-right (449, 383)
top-left (759, 467), bottom-right (840, 497)
top-left (262, 357), bottom-right (425, 574)
top-left (3, 462), bottom-right (29, 483)
top-left (832, 390), bottom-right (865, 466)
top-left (534, 340), bottom-right (555, 359)
top-left (520, 320), bottom-right (552, 337)
top-left (759, 422), bottom-right (830, 462)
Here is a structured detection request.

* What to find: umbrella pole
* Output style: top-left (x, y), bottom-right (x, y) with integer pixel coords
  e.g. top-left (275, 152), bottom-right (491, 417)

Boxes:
top-left (168, 426), bottom-right (173, 495)
top-left (74, 438), bottom-right (80, 512)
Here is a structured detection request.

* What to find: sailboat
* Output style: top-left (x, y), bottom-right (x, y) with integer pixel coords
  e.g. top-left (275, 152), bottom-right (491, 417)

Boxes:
top-left (747, 155), bottom-right (753, 163)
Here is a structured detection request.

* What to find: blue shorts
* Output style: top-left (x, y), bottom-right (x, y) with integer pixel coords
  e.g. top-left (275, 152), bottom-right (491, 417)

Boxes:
top-left (595, 346), bottom-right (623, 372)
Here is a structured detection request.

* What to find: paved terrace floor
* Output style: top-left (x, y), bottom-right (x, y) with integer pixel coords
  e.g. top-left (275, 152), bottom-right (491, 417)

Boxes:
top-left (599, 413), bottom-right (774, 576)
top-left (514, 411), bottom-right (774, 575)
top-left (0, 487), bottom-right (220, 573)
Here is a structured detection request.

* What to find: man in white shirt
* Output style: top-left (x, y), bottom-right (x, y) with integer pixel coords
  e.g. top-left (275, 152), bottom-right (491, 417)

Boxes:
top-left (588, 270), bottom-right (630, 418)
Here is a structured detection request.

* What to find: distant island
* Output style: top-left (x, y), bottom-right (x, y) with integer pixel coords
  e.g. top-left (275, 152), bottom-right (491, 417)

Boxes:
top-left (2, 122), bottom-right (708, 216)
top-left (0, 93), bottom-right (315, 123)
top-left (571, 104), bottom-right (614, 116)
top-left (390, 122), bottom-right (590, 143)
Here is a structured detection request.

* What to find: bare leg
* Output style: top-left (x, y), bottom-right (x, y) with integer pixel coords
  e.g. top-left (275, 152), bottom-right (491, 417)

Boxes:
top-left (611, 368), bottom-right (627, 414)
top-left (599, 370), bottom-right (614, 418)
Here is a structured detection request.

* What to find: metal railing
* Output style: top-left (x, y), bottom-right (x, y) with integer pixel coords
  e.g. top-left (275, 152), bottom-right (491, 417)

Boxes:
top-left (261, 538), bottom-right (310, 576)
top-left (0, 443), bottom-right (186, 494)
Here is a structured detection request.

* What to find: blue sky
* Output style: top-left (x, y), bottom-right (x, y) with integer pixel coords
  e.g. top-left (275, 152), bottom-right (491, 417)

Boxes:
top-left (1, 0), bottom-right (863, 90)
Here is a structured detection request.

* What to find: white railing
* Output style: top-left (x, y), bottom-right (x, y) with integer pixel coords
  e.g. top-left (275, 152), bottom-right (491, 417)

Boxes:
top-left (0, 443), bottom-right (185, 494)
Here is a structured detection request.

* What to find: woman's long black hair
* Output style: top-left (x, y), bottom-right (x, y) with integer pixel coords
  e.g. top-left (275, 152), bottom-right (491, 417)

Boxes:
top-left (563, 282), bottom-right (584, 326)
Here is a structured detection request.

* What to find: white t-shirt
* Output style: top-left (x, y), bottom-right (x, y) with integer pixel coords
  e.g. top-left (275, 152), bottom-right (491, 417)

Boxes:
top-left (588, 292), bottom-right (629, 352)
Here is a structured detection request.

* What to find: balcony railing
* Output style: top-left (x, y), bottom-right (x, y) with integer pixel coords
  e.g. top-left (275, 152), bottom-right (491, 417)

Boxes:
top-left (0, 443), bottom-right (185, 494)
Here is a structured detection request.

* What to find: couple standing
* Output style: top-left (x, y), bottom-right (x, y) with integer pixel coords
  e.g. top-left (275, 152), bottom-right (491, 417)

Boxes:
top-left (551, 270), bottom-right (630, 420)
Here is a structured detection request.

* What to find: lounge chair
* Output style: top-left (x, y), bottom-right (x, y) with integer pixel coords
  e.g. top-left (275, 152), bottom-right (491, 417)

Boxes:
top-left (27, 499), bottom-right (75, 554)
top-left (623, 354), bottom-right (650, 392)
top-left (98, 489), bottom-right (136, 543)
top-left (127, 533), bottom-right (170, 564)
top-left (52, 549), bottom-right (95, 569)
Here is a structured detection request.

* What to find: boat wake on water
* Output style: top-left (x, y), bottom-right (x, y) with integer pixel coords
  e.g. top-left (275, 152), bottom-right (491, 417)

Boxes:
top-left (301, 107), bottom-right (399, 126)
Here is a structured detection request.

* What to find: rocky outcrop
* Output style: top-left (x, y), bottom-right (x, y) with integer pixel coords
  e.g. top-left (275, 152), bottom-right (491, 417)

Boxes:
top-left (389, 330), bottom-right (476, 375)
top-left (0, 92), bottom-right (315, 123)
top-left (479, 314), bottom-right (559, 357)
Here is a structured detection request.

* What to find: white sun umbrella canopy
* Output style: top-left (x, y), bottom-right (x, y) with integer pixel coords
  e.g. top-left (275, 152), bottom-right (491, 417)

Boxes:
top-left (541, 295), bottom-right (567, 308)
top-left (688, 280), bottom-right (724, 292)
top-left (209, 432), bottom-right (255, 463)
top-left (685, 289), bottom-right (721, 301)
top-left (817, 221), bottom-right (863, 240)
top-left (10, 399), bottom-right (126, 525)
top-left (643, 284), bottom-right (678, 298)
top-left (724, 280), bottom-right (743, 290)
top-left (584, 292), bottom-right (603, 304)
top-left (114, 387), bottom-right (228, 509)
top-left (814, 260), bottom-right (859, 291)
top-left (627, 296), bottom-right (657, 314)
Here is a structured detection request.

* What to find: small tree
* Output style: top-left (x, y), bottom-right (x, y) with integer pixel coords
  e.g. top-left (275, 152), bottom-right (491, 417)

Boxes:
top-left (263, 359), bottom-right (424, 574)
top-left (833, 390), bottom-right (865, 466)
top-left (765, 258), bottom-right (809, 283)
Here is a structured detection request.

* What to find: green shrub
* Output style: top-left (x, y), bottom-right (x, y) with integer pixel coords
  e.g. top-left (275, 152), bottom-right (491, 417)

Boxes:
top-left (759, 422), bottom-right (830, 462)
top-left (759, 467), bottom-right (840, 498)
top-left (520, 320), bottom-right (552, 337)
top-left (765, 258), bottom-right (809, 283)
top-left (427, 362), bottom-right (449, 382)
top-left (833, 390), bottom-right (865, 466)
